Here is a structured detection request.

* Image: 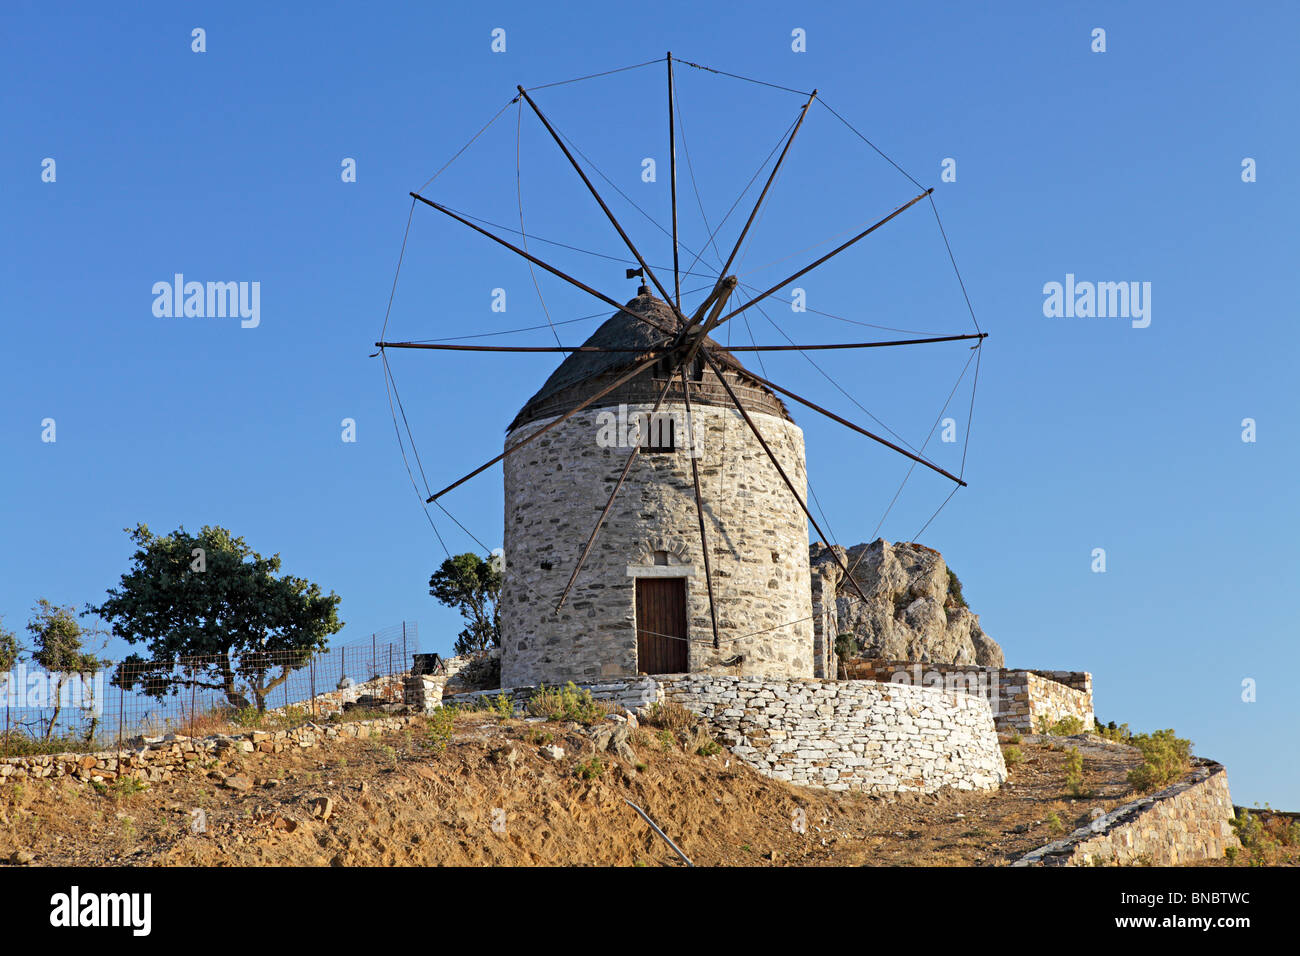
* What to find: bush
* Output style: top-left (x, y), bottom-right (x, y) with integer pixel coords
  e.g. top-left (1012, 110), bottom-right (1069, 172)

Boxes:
top-left (946, 569), bottom-right (968, 608)
top-left (1127, 728), bottom-right (1192, 791)
top-left (1002, 745), bottom-right (1023, 766)
top-left (574, 757), bottom-right (604, 780)
top-left (1094, 718), bottom-right (1132, 743)
top-left (689, 726), bottom-right (723, 756)
top-left (0, 731), bottom-right (91, 758)
top-left (641, 700), bottom-right (698, 733)
top-left (525, 682), bottom-right (610, 725)
top-left (1037, 715), bottom-right (1086, 736)
top-left (1229, 807), bottom-right (1300, 864)
top-left (1063, 747), bottom-right (1086, 796)
top-left (424, 705), bottom-right (459, 754)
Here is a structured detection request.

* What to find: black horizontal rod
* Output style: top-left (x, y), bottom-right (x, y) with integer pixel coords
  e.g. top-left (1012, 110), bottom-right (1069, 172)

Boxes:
top-left (375, 332), bottom-right (984, 354)
top-left (377, 341), bottom-right (663, 353)
top-left (727, 333), bottom-right (986, 352)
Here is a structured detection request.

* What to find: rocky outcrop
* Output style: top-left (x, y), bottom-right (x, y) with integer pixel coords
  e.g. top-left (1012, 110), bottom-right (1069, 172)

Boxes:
top-left (810, 538), bottom-right (1003, 667)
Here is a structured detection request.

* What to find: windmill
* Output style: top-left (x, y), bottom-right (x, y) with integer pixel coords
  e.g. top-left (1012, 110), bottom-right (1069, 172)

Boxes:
top-left (376, 54), bottom-right (985, 685)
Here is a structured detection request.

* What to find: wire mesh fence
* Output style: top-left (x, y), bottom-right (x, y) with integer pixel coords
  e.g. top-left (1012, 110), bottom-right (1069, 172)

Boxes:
top-left (0, 622), bottom-right (419, 756)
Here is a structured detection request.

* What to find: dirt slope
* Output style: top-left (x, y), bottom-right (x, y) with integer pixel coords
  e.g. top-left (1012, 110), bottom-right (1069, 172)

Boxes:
top-left (0, 713), bottom-right (1268, 867)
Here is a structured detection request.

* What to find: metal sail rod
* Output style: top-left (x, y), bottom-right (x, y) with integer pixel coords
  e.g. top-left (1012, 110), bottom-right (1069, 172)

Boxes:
top-left (516, 86), bottom-right (684, 320)
top-left (736, 362), bottom-right (968, 487)
top-left (679, 365), bottom-right (720, 648)
top-left (701, 350), bottom-right (873, 608)
top-left (716, 88), bottom-right (818, 281)
top-left (408, 191), bottom-right (675, 337)
top-left (725, 333), bottom-right (987, 351)
top-left (426, 352), bottom-right (664, 502)
top-left (374, 334), bottom-right (985, 353)
top-left (667, 52), bottom-right (681, 311)
top-left (714, 188), bottom-right (934, 329)
top-left (555, 368), bottom-right (681, 611)
top-left (376, 342), bottom-right (667, 353)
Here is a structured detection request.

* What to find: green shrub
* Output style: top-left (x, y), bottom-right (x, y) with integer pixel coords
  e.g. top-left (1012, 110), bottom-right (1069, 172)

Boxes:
top-left (1094, 719), bottom-right (1132, 743)
top-left (1063, 747), bottom-right (1086, 796)
top-left (425, 705), bottom-right (459, 754)
top-left (1038, 715), bottom-right (1086, 736)
top-left (113, 776), bottom-right (148, 798)
top-left (0, 731), bottom-right (90, 758)
top-left (1126, 728), bottom-right (1192, 791)
top-left (641, 700), bottom-right (698, 733)
top-left (695, 738), bottom-right (723, 757)
top-left (946, 568), bottom-right (968, 608)
top-left (1002, 745), bottom-right (1023, 766)
top-left (1046, 810), bottom-right (1065, 835)
top-left (1229, 807), bottom-right (1299, 864)
top-left (574, 757), bottom-right (604, 780)
top-left (525, 682), bottom-right (610, 725)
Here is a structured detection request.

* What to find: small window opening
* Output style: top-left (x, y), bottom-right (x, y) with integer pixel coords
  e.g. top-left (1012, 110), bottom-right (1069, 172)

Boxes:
top-left (652, 550), bottom-right (670, 566)
top-left (640, 413), bottom-right (676, 453)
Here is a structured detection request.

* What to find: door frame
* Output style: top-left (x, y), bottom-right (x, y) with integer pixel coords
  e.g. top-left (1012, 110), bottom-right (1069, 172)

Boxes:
top-left (632, 573), bottom-right (691, 674)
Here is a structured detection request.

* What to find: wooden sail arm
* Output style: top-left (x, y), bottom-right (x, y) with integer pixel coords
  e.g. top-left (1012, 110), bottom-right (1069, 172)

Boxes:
top-left (408, 191), bottom-right (676, 338)
top-left (425, 352), bottom-right (664, 502)
top-left (517, 85), bottom-right (685, 323)
top-left (713, 188), bottom-right (934, 330)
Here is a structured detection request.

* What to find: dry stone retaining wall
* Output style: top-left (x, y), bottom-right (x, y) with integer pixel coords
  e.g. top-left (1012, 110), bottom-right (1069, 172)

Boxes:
top-left (447, 674), bottom-right (1006, 795)
top-left (845, 660), bottom-right (1094, 735)
top-left (658, 675), bottom-right (1006, 794)
top-left (0, 716), bottom-right (416, 787)
top-left (1013, 760), bottom-right (1239, 866)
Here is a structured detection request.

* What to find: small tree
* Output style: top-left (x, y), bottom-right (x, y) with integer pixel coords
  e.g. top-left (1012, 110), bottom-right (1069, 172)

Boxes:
top-left (429, 552), bottom-right (501, 656)
top-left (0, 616), bottom-right (19, 672)
top-left (90, 524), bottom-right (343, 713)
top-left (26, 599), bottom-right (104, 739)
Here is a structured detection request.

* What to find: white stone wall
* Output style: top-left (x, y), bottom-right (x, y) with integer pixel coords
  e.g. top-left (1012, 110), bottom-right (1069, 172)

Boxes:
top-left (658, 675), bottom-right (1006, 794)
top-left (501, 403), bottom-right (814, 686)
top-left (1014, 760), bottom-right (1239, 866)
top-left (449, 674), bottom-right (1006, 795)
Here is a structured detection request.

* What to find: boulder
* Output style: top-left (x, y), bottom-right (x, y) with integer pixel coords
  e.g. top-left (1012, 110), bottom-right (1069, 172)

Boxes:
top-left (811, 538), bottom-right (1004, 666)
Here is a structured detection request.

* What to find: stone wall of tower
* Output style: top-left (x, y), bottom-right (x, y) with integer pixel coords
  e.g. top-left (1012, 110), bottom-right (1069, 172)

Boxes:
top-left (501, 402), bottom-right (814, 686)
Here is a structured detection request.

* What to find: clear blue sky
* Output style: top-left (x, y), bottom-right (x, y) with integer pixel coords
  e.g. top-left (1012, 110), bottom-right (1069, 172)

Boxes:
top-left (2, 2), bottom-right (1296, 807)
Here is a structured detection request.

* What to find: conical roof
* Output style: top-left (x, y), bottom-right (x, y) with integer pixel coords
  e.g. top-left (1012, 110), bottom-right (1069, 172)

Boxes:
top-left (508, 288), bottom-right (790, 432)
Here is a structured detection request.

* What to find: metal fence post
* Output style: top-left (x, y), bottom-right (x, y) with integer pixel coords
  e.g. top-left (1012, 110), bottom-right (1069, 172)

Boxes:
top-left (310, 655), bottom-right (317, 718)
top-left (118, 678), bottom-right (125, 749)
top-left (402, 621), bottom-right (408, 670)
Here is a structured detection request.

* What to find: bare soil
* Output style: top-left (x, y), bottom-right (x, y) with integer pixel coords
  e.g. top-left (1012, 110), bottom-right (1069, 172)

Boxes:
top-left (0, 715), bottom-right (1285, 867)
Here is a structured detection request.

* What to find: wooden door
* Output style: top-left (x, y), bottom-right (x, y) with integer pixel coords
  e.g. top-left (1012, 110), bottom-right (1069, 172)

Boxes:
top-left (635, 578), bottom-right (688, 674)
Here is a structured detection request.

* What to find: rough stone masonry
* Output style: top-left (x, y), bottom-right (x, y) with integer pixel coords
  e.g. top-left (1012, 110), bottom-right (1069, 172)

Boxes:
top-left (501, 403), bottom-right (815, 686)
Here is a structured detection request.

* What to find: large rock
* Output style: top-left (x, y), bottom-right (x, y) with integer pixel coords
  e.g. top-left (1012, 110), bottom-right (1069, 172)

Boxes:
top-left (810, 538), bottom-right (1003, 666)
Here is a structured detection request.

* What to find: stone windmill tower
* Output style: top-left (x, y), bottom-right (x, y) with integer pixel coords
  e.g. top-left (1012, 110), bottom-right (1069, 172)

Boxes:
top-left (499, 284), bottom-right (817, 686)
top-left (376, 54), bottom-right (982, 690)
